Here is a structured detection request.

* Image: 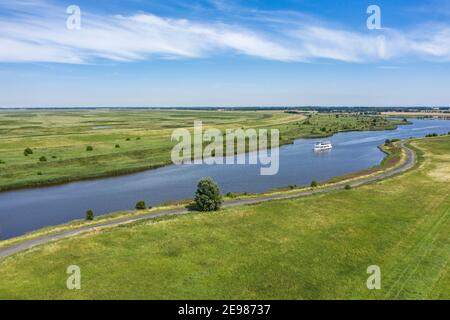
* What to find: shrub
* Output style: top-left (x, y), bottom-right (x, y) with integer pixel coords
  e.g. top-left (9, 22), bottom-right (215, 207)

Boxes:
top-left (195, 177), bottom-right (222, 212)
top-left (24, 147), bottom-right (33, 156)
top-left (385, 139), bottom-right (391, 145)
top-left (136, 137), bottom-right (141, 140)
top-left (86, 209), bottom-right (94, 221)
top-left (51, 155), bottom-right (57, 159)
top-left (39, 156), bottom-right (47, 162)
top-left (345, 184), bottom-right (352, 190)
top-left (86, 146), bottom-right (93, 151)
top-left (310, 181), bottom-right (319, 188)
top-left (37, 172), bottom-right (43, 175)
top-left (135, 201), bottom-right (146, 210)
top-left (126, 138), bottom-right (131, 141)
top-left (115, 144), bottom-right (120, 148)
top-left (0, 160), bottom-right (5, 164)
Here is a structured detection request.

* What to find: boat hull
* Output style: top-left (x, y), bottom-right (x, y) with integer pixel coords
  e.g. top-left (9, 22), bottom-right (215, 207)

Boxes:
top-left (314, 146), bottom-right (333, 152)
top-left (313, 142), bottom-right (333, 152)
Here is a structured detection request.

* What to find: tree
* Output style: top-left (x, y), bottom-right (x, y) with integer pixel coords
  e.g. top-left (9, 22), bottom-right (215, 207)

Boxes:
top-left (24, 147), bottom-right (33, 156)
top-left (135, 201), bottom-right (146, 210)
top-left (345, 184), bottom-right (352, 190)
top-left (86, 146), bottom-right (93, 151)
top-left (115, 144), bottom-right (120, 148)
top-left (310, 181), bottom-right (319, 188)
top-left (86, 209), bottom-right (94, 220)
top-left (39, 156), bottom-right (47, 162)
top-left (195, 177), bottom-right (222, 211)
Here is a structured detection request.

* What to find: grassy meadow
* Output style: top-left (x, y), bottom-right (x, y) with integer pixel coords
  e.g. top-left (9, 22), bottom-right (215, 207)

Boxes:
top-left (0, 109), bottom-right (405, 191)
top-left (0, 136), bottom-right (448, 299)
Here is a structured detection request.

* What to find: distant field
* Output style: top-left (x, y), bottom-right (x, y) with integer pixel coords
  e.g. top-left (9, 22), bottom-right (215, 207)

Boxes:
top-left (0, 109), bottom-right (404, 191)
top-left (382, 111), bottom-right (450, 119)
top-left (0, 136), bottom-right (448, 299)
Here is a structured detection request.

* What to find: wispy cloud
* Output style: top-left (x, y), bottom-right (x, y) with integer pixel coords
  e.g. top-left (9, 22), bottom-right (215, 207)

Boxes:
top-left (0, 0), bottom-right (450, 64)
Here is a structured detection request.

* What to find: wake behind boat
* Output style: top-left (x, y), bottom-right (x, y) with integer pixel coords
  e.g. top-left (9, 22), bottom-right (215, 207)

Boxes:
top-left (314, 141), bottom-right (333, 152)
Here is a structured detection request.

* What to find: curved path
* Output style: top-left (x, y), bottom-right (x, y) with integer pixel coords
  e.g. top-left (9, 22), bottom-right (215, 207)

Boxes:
top-left (0, 143), bottom-right (416, 259)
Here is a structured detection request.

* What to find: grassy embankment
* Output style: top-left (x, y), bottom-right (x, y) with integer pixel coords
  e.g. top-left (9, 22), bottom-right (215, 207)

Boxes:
top-left (0, 135), bottom-right (448, 299)
top-left (0, 109), bottom-right (405, 191)
top-left (323, 141), bottom-right (405, 185)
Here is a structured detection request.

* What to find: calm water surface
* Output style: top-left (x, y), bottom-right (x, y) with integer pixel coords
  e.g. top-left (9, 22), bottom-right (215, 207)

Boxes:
top-left (0, 119), bottom-right (449, 240)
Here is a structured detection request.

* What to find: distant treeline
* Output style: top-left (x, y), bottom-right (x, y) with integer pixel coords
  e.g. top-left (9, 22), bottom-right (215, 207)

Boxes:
top-left (169, 106), bottom-right (450, 113)
top-left (1, 106), bottom-right (449, 113)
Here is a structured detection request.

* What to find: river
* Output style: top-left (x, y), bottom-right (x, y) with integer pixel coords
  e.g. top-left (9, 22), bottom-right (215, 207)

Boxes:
top-left (0, 118), bottom-right (449, 240)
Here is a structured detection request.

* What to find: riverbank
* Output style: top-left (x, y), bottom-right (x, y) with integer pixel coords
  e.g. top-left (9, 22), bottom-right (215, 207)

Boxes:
top-left (0, 136), bottom-right (448, 299)
top-left (0, 137), bottom-right (411, 254)
top-left (0, 110), bottom-right (407, 192)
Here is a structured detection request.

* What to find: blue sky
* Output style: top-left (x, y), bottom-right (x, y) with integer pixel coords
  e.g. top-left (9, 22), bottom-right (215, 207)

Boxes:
top-left (1, 0), bottom-right (450, 107)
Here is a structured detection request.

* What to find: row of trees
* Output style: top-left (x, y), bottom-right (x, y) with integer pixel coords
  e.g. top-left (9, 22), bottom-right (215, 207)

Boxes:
top-left (83, 176), bottom-right (356, 221)
top-left (23, 147), bottom-right (55, 162)
top-left (84, 177), bottom-right (224, 220)
top-left (21, 138), bottom-right (141, 161)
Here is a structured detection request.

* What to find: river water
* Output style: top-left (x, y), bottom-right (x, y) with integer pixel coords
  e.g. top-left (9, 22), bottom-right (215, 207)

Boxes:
top-left (0, 119), bottom-right (449, 240)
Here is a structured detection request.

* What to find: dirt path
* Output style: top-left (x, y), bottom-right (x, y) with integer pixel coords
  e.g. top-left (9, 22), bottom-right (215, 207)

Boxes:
top-left (0, 143), bottom-right (415, 259)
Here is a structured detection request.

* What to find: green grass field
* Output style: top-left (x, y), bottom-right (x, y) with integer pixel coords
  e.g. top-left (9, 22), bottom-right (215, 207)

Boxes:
top-left (0, 109), bottom-right (404, 191)
top-left (0, 136), bottom-right (448, 299)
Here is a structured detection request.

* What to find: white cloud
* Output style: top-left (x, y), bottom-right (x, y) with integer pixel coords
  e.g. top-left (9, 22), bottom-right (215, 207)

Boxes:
top-left (0, 0), bottom-right (450, 64)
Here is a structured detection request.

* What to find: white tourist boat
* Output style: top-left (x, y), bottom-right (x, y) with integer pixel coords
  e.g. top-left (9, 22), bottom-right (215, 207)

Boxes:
top-left (313, 141), bottom-right (333, 152)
